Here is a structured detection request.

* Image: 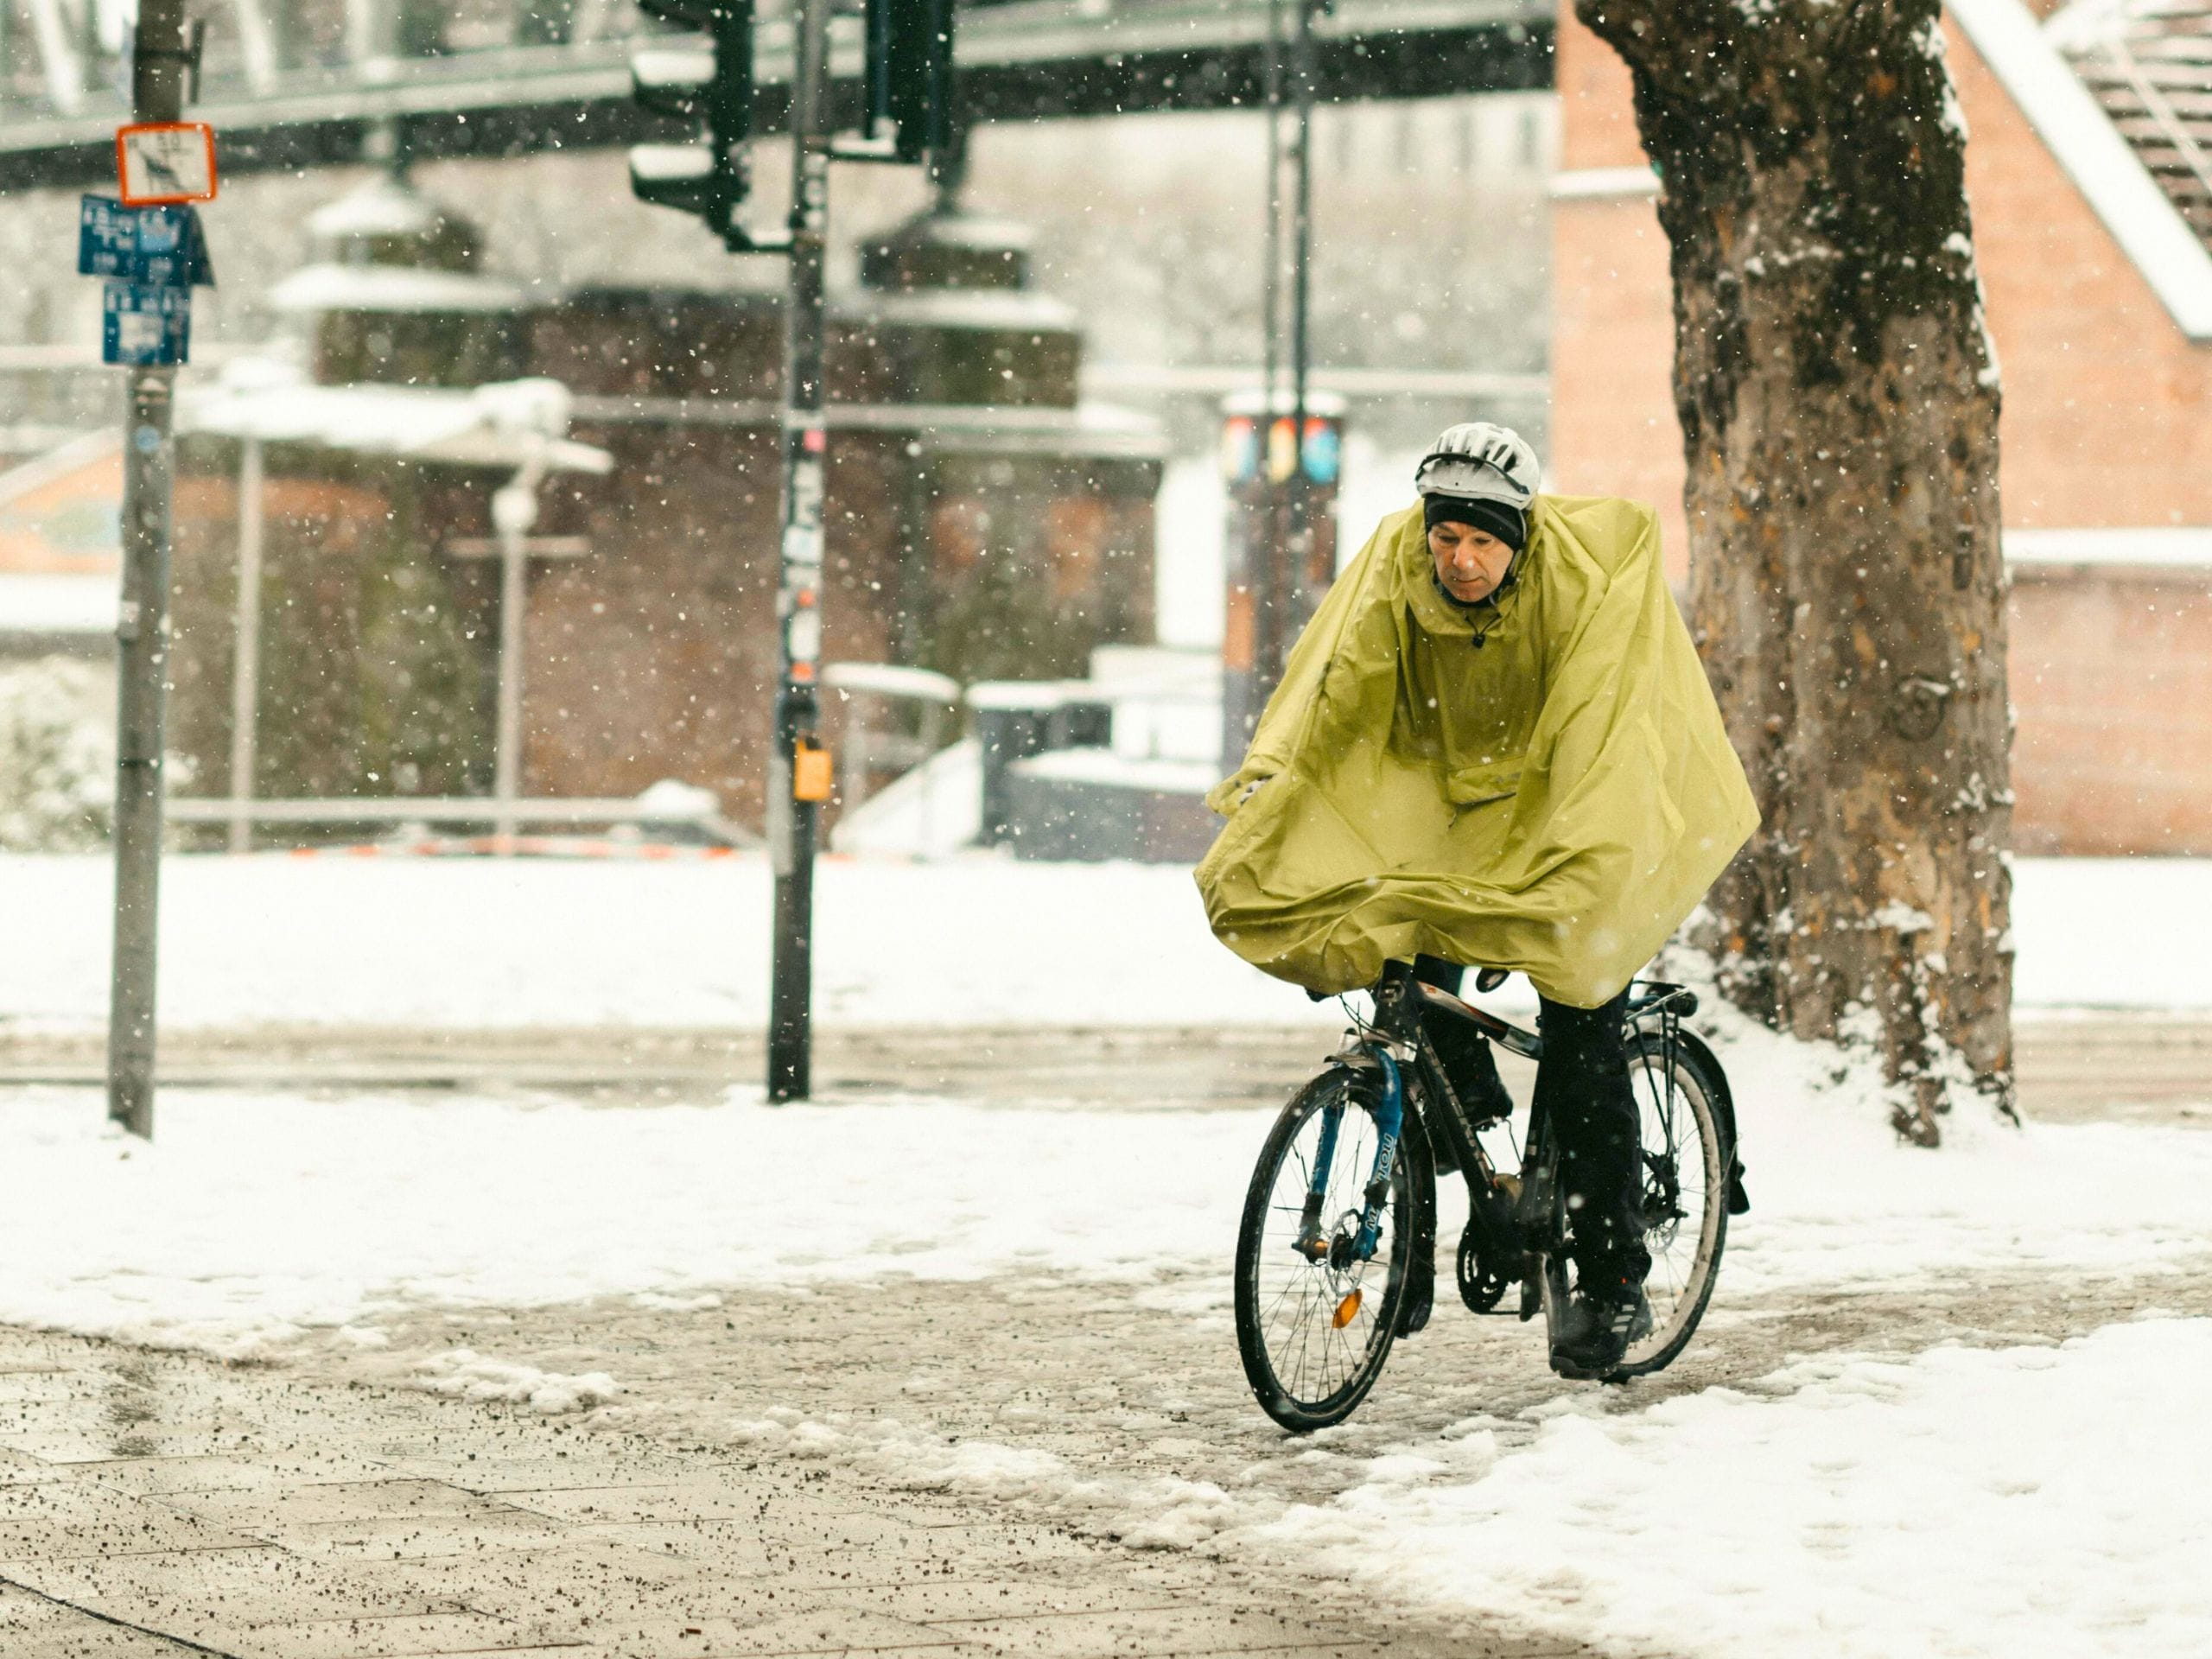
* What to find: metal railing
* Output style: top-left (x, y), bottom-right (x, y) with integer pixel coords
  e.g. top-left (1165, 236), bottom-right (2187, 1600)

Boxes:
top-left (162, 791), bottom-right (757, 844)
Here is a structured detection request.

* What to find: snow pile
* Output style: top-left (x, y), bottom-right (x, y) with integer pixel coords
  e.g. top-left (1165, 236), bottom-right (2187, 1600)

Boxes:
top-left (830, 739), bottom-right (982, 858)
top-left (1639, 957), bottom-right (2212, 1285)
top-left (1260, 1319), bottom-right (2212, 1659)
top-left (2006, 857), bottom-right (2212, 1009)
top-left (410, 1349), bottom-right (620, 1414)
top-left (0, 660), bottom-right (111, 852)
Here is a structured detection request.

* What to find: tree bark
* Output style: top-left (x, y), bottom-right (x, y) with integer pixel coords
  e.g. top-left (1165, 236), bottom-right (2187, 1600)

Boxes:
top-left (1577, 0), bottom-right (2014, 1142)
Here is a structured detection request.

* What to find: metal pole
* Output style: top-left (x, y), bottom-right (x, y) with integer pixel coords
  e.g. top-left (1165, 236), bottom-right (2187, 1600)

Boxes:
top-left (107, 0), bottom-right (191, 1140)
top-left (493, 497), bottom-right (527, 846)
top-left (226, 436), bottom-right (264, 855)
top-left (1255, 0), bottom-right (1286, 702)
top-left (486, 442), bottom-right (550, 849)
top-left (767, 0), bottom-right (831, 1103)
top-left (1282, 0), bottom-right (1317, 683)
top-left (1262, 0), bottom-right (1283, 415)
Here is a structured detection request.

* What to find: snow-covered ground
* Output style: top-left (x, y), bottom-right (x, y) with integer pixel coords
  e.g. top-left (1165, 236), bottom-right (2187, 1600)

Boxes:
top-left (0, 852), bottom-right (1332, 1032)
top-left (0, 983), bottom-right (2205, 1353)
top-left (0, 1003), bottom-right (2208, 1653)
top-left (0, 852), bottom-right (2204, 1033)
top-left (4, 849), bottom-right (2209, 1656)
top-left (1269, 1319), bottom-right (2212, 1659)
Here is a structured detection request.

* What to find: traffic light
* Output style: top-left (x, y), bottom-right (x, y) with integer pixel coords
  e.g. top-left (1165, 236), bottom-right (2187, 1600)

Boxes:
top-left (628, 0), bottom-right (758, 246)
top-left (863, 0), bottom-right (957, 166)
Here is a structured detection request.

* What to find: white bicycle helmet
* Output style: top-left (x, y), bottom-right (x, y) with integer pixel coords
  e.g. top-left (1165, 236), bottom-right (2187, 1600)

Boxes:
top-left (1414, 423), bottom-right (1541, 512)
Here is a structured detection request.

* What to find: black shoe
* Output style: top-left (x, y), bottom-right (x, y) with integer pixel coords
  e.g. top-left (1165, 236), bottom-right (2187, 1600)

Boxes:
top-left (1548, 1274), bottom-right (1652, 1381)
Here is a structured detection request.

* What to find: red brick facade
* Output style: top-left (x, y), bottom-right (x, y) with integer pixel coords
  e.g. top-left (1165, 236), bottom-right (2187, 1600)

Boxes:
top-left (1551, 0), bottom-right (2212, 852)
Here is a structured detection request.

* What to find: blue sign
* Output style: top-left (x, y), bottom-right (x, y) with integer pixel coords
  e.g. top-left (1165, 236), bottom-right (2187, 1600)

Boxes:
top-left (102, 283), bottom-right (192, 367)
top-left (78, 196), bottom-right (213, 289)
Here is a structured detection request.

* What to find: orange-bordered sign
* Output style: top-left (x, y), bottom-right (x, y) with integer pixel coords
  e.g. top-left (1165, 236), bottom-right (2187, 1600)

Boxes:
top-left (117, 123), bottom-right (219, 205)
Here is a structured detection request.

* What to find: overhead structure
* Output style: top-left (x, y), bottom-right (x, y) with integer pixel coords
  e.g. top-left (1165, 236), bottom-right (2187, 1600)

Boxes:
top-left (0, 0), bottom-right (1552, 187)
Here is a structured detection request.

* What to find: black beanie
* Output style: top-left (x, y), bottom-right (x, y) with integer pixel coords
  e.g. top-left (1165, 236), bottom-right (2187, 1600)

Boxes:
top-left (1423, 493), bottom-right (1526, 551)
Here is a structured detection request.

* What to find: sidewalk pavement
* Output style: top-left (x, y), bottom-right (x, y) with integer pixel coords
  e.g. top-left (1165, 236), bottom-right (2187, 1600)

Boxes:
top-left (0, 1326), bottom-right (1599, 1659)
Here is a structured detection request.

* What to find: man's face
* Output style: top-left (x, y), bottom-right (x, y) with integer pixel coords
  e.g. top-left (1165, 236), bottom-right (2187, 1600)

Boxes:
top-left (1427, 520), bottom-right (1515, 605)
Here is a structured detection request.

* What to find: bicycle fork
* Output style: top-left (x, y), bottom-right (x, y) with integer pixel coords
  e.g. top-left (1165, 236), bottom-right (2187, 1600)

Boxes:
top-left (1296, 1047), bottom-right (1405, 1265)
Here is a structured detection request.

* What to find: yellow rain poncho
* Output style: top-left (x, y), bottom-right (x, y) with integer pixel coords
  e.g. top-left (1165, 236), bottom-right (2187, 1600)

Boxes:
top-left (1196, 494), bottom-right (1758, 1008)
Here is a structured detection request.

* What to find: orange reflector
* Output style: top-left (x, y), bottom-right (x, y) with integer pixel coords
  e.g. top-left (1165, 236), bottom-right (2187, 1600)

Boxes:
top-left (793, 740), bottom-right (834, 803)
top-left (1332, 1290), bottom-right (1363, 1329)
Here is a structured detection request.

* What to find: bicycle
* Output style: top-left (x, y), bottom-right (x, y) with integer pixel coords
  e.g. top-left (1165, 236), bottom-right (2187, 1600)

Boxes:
top-left (1232, 959), bottom-right (1747, 1431)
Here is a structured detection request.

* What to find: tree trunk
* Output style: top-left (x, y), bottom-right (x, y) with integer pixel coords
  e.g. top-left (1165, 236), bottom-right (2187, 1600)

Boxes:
top-left (1577, 0), bottom-right (2014, 1142)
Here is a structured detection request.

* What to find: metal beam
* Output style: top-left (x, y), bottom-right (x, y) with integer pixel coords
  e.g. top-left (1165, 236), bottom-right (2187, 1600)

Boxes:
top-left (1, 0), bottom-right (1552, 182)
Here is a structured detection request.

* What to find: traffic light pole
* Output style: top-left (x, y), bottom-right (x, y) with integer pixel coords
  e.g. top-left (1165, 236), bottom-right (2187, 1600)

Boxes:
top-left (108, 0), bottom-right (191, 1140)
top-left (766, 0), bottom-right (831, 1102)
top-left (1284, 0), bottom-right (1318, 673)
top-left (629, 0), bottom-right (950, 1100)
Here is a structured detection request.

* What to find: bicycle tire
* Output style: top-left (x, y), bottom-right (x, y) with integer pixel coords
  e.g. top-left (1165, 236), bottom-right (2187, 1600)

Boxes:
top-left (1609, 1028), bottom-right (1731, 1380)
top-left (1234, 1067), bottom-right (1416, 1432)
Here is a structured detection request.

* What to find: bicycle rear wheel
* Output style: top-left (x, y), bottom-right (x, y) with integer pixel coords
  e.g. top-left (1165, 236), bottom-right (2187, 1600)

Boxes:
top-left (1234, 1067), bottom-right (1414, 1432)
top-left (1611, 1029), bottom-right (1730, 1378)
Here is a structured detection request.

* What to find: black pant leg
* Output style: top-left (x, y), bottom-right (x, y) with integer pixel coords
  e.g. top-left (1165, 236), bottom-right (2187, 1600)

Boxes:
top-left (1532, 989), bottom-right (1646, 1280)
top-left (1411, 955), bottom-right (1464, 995)
top-left (1406, 956), bottom-right (1512, 1127)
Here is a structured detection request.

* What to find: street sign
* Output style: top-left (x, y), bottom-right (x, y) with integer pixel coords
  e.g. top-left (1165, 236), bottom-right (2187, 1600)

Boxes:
top-left (116, 121), bottom-right (218, 205)
top-left (78, 197), bottom-right (214, 288)
top-left (101, 282), bottom-right (192, 366)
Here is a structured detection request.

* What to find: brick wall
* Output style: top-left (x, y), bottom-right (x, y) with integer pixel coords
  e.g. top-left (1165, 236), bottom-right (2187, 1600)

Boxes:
top-left (1550, 0), bottom-right (2212, 853)
top-left (2011, 565), bottom-right (2212, 855)
top-left (1548, 14), bottom-right (1690, 578)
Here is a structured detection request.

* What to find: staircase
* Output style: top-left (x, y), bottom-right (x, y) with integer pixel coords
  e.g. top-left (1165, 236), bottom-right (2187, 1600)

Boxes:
top-left (2063, 0), bottom-right (2212, 245)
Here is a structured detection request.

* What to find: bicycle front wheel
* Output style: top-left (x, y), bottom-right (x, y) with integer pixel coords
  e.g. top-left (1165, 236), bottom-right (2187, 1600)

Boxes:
top-left (1611, 1030), bottom-right (1730, 1378)
top-left (1234, 1066), bottom-right (1414, 1432)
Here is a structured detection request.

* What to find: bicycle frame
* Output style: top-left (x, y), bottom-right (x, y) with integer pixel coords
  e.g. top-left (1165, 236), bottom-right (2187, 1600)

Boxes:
top-left (1236, 961), bottom-right (1742, 1427)
top-left (1312, 964), bottom-right (1714, 1270)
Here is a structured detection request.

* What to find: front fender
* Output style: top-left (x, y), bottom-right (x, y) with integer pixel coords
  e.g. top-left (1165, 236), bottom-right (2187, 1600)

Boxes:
top-left (1673, 1027), bottom-right (1749, 1216)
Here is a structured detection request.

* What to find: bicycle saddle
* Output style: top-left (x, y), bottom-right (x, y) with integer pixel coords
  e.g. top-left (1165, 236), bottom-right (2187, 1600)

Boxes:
top-left (1473, 967), bottom-right (1510, 994)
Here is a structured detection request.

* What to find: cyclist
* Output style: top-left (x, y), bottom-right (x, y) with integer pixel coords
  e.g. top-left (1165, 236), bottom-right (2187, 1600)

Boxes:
top-left (1197, 423), bottom-right (1758, 1379)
